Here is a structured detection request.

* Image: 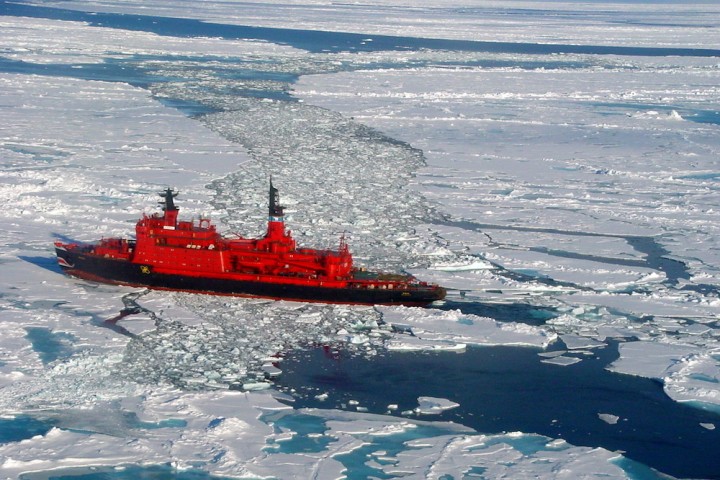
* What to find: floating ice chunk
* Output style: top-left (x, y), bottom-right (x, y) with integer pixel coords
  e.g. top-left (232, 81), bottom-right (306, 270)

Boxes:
top-left (315, 393), bottom-right (329, 401)
top-left (594, 326), bottom-right (638, 341)
top-left (262, 364), bottom-right (282, 377)
top-left (681, 323), bottom-right (713, 336)
top-left (700, 423), bottom-right (716, 430)
top-left (608, 341), bottom-right (697, 380)
top-left (545, 438), bottom-right (569, 449)
top-left (632, 109), bottom-right (684, 121)
top-left (242, 382), bottom-right (272, 391)
top-left (390, 323), bottom-right (413, 334)
top-left (606, 272), bottom-right (666, 291)
top-left (598, 413), bottom-right (620, 425)
top-left (415, 396), bottom-right (460, 415)
top-left (273, 431), bottom-right (296, 443)
top-left (541, 355), bottom-right (582, 366)
top-left (297, 312), bottom-right (322, 324)
top-left (664, 351), bottom-right (720, 407)
top-left (386, 337), bottom-right (466, 352)
top-left (380, 306), bottom-right (551, 349)
top-left (608, 341), bottom-right (720, 407)
top-left (537, 350), bottom-right (567, 358)
top-left (115, 316), bottom-right (157, 336)
top-left (560, 334), bottom-right (606, 350)
top-left (349, 334), bottom-right (370, 344)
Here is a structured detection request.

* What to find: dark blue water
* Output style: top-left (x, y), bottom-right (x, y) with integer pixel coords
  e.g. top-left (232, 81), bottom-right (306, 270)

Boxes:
top-left (2, 1), bottom-right (720, 57)
top-left (689, 109), bottom-right (720, 125)
top-left (0, 55), bottom-right (296, 106)
top-left (594, 102), bottom-right (720, 126)
top-left (0, 56), bottom-right (171, 86)
top-left (275, 344), bottom-right (720, 479)
top-left (0, 415), bottom-right (56, 443)
top-left (21, 465), bottom-right (236, 480)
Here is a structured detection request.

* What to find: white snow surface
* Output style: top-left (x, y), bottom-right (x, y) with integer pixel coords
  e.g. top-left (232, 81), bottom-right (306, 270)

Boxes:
top-left (0, 16), bottom-right (301, 65)
top-left (291, 46), bottom-right (720, 409)
top-left (28, 0), bottom-right (720, 49)
top-left (1, 0), bottom-right (720, 478)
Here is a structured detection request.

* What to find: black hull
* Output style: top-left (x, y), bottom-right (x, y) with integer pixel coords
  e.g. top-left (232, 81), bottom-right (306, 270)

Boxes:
top-left (55, 247), bottom-right (444, 306)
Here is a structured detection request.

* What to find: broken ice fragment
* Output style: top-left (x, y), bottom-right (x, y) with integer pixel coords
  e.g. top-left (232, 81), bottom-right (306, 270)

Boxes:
top-left (598, 413), bottom-right (620, 425)
top-left (560, 334), bottom-right (605, 350)
top-left (415, 396), bottom-right (460, 414)
top-left (262, 364), bottom-right (282, 377)
top-left (541, 356), bottom-right (582, 366)
top-left (242, 381), bottom-right (272, 391)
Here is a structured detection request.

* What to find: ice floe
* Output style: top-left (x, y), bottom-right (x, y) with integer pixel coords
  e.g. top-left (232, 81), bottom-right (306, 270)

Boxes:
top-left (1, 1), bottom-right (720, 478)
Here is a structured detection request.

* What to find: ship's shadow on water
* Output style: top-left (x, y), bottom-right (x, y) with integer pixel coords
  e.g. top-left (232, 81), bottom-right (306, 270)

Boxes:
top-left (19, 234), bottom-right (86, 274)
top-left (18, 255), bottom-right (63, 274)
top-left (275, 343), bottom-right (720, 479)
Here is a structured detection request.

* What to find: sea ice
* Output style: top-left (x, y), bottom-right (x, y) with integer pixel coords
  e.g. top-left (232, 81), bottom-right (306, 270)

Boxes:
top-left (560, 334), bottom-right (606, 350)
top-left (541, 356), bottom-right (582, 367)
top-left (2, 1), bottom-right (720, 478)
top-left (598, 413), bottom-right (620, 425)
top-left (292, 49), bottom-right (720, 417)
top-left (608, 341), bottom-right (699, 381)
top-left (415, 396), bottom-right (460, 415)
top-left (379, 306), bottom-right (553, 350)
top-left (30, 0), bottom-right (720, 50)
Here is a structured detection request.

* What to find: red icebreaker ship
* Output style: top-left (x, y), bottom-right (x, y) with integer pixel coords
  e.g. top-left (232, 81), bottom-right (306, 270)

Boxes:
top-left (54, 182), bottom-right (446, 306)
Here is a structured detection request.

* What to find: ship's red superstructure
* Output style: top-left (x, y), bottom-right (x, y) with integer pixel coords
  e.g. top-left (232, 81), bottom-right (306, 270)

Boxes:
top-left (55, 183), bottom-right (446, 306)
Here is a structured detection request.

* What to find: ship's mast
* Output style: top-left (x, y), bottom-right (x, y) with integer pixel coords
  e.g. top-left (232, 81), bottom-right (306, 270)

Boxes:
top-left (269, 179), bottom-right (284, 220)
top-left (266, 179), bottom-right (286, 240)
top-left (159, 188), bottom-right (179, 228)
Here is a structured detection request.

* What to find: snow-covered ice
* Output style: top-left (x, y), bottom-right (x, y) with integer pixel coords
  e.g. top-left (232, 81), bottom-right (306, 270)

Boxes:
top-left (1, 0), bottom-right (720, 478)
top-left (415, 396), bottom-right (460, 415)
top-left (291, 30), bottom-right (720, 414)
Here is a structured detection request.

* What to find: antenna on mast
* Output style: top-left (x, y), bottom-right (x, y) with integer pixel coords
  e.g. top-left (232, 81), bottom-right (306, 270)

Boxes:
top-left (269, 177), bottom-right (284, 218)
top-left (159, 188), bottom-right (178, 212)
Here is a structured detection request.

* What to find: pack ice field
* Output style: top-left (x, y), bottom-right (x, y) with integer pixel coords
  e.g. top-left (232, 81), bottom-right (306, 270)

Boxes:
top-left (1, 1), bottom-right (720, 479)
